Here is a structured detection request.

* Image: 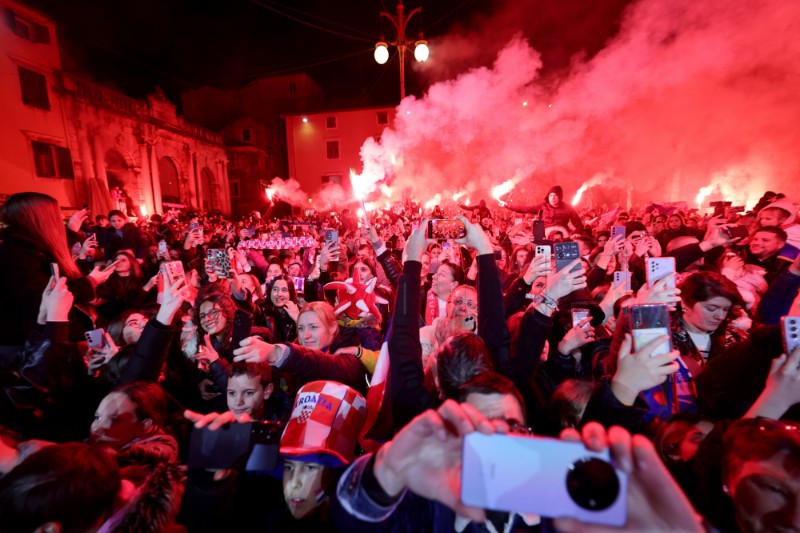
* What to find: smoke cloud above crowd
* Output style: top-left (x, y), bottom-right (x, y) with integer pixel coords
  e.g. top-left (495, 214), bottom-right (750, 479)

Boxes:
top-left (350, 0), bottom-right (800, 211)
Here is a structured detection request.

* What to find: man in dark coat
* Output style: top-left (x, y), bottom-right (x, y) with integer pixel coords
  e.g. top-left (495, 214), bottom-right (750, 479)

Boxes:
top-left (508, 185), bottom-right (584, 233)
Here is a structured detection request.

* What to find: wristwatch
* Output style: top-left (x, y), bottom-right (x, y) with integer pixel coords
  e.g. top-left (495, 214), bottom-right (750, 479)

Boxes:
top-left (529, 293), bottom-right (558, 309)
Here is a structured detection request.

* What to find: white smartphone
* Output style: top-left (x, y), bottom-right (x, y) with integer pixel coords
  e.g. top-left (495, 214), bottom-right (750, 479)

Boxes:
top-left (535, 244), bottom-right (551, 263)
top-left (646, 257), bottom-right (676, 289)
top-left (613, 271), bottom-right (632, 292)
top-left (461, 433), bottom-right (627, 527)
top-left (781, 316), bottom-right (800, 354)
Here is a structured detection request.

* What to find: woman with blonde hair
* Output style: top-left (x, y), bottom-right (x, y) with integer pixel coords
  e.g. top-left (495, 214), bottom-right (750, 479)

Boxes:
top-left (0, 192), bottom-right (112, 345)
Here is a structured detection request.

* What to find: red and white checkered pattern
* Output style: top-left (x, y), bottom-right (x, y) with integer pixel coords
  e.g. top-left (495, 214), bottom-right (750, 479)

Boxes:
top-left (281, 381), bottom-right (367, 466)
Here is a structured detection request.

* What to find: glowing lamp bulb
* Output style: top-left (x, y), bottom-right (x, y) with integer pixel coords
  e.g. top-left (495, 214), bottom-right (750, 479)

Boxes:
top-left (522, 101), bottom-right (528, 107)
top-left (374, 43), bottom-right (389, 65)
top-left (302, 117), bottom-right (308, 123)
top-left (414, 41), bottom-right (429, 62)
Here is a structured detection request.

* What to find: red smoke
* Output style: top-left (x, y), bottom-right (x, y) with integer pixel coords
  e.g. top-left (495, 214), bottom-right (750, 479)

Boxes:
top-left (357, 0), bottom-right (800, 210)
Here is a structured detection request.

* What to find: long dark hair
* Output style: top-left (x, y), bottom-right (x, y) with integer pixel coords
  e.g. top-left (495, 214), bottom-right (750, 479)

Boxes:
top-left (266, 274), bottom-right (298, 309)
top-left (193, 282), bottom-right (237, 353)
top-left (0, 192), bottom-right (81, 278)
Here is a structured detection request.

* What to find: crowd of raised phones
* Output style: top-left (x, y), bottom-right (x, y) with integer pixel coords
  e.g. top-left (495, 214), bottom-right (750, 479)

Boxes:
top-left (0, 185), bottom-right (799, 533)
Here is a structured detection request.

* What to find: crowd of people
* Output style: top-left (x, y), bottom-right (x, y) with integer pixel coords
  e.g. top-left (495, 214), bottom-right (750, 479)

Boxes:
top-left (0, 185), bottom-right (798, 532)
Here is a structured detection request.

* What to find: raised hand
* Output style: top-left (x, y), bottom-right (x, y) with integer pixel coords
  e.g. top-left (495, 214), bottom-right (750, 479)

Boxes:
top-left (42, 276), bottom-right (74, 323)
top-left (522, 254), bottom-right (551, 285)
top-left (68, 208), bottom-right (88, 233)
top-left (87, 263), bottom-right (115, 286)
top-left (454, 216), bottom-right (493, 256)
top-left (232, 336), bottom-right (283, 365)
top-left (557, 317), bottom-right (596, 355)
top-left (405, 218), bottom-right (431, 263)
top-left (284, 300), bottom-right (300, 322)
top-left (745, 346), bottom-right (800, 420)
top-left (79, 234), bottom-right (98, 260)
top-left (555, 423), bottom-right (703, 533)
top-left (156, 275), bottom-right (192, 325)
top-left (544, 259), bottom-right (587, 301)
top-left (611, 333), bottom-right (680, 406)
top-left (634, 274), bottom-right (681, 307)
top-left (373, 400), bottom-right (508, 523)
top-left (185, 409), bottom-right (251, 430)
top-left (194, 333), bottom-right (220, 371)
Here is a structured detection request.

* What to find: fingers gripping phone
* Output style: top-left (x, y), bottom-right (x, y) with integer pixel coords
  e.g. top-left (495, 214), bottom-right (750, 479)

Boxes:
top-left (535, 244), bottom-right (551, 263)
top-left (324, 229), bottom-right (339, 249)
top-left (187, 420), bottom-right (282, 472)
top-left (646, 257), bottom-right (676, 289)
top-left (630, 304), bottom-right (672, 357)
top-left (230, 309), bottom-right (253, 352)
top-left (571, 308), bottom-right (591, 329)
top-left (85, 328), bottom-right (106, 349)
top-left (461, 433), bottom-right (627, 527)
top-left (427, 219), bottom-right (467, 240)
top-left (613, 271), bottom-right (631, 292)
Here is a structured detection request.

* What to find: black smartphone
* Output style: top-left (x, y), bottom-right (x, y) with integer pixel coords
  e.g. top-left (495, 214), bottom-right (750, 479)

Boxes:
top-left (724, 226), bottom-right (749, 240)
top-left (493, 249), bottom-right (504, 260)
top-left (532, 220), bottom-right (546, 244)
top-left (230, 309), bottom-right (253, 351)
top-left (187, 420), bottom-right (282, 472)
top-left (554, 242), bottom-right (581, 273)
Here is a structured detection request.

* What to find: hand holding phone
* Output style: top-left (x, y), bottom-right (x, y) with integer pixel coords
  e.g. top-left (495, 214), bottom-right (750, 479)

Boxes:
top-left (462, 433), bottom-right (627, 526)
top-left (630, 304), bottom-right (672, 357)
top-left (427, 219), bottom-right (467, 240)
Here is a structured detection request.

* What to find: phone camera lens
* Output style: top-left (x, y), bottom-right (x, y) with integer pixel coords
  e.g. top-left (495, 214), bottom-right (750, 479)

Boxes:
top-left (565, 457), bottom-right (620, 511)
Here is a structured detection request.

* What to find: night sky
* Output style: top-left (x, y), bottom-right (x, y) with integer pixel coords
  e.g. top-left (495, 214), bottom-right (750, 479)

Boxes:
top-left (25, 0), bottom-right (634, 110)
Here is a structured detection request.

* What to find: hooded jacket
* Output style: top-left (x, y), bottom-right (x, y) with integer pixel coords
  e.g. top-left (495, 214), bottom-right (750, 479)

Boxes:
top-left (508, 185), bottom-right (585, 232)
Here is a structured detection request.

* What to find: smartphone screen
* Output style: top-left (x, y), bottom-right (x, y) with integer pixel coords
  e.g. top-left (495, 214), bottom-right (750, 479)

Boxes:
top-left (630, 304), bottom-right (672, 356)
top-left (427, 219), bottom-right (467, 240)
top-left (571, 308), bottom-right (591, 329)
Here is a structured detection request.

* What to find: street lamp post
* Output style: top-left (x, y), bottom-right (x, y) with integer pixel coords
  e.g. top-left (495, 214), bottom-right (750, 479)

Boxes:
top-left (374, 1), bottom-right (429, 100)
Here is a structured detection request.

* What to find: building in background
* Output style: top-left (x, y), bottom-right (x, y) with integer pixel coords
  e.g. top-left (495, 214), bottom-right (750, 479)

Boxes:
top-left (0, 0), bottom-right (229, 215)
top-left (181, 73), bottom-right (324, 215)
top-left (285, 106), bottom-right (395, 196)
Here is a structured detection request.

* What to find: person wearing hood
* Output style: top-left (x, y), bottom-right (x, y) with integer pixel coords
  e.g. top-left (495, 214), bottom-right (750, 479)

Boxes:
top-left (757, 198), bottom-right (800, 255)
top-left (507, 185), bottom-right (585, 233)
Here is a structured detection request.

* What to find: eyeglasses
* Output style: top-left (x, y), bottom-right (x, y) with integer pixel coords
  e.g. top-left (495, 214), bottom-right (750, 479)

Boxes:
top-left (199, 309), bottom-right (222, 322)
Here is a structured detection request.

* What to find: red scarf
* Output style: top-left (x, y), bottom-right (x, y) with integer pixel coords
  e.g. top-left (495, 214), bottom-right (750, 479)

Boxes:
top-left (425, 290), bottom-right (441, 326)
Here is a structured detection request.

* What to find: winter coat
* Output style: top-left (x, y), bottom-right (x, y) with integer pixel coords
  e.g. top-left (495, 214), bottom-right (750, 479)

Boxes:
top-left (98, 222), bottom-right (149, 260)
top-left (0, 227), bottom-right (96, 345)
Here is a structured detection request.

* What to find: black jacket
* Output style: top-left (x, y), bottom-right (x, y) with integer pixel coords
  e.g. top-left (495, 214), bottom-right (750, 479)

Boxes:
top-left (0, 227), bottom-right (96, 345)
top-left (98, 223), bottom-right (148, 260)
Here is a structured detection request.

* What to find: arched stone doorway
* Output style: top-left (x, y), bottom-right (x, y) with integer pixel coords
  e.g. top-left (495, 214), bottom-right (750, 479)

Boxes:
top-left (201, 167), bottom-right (215, 210)
top-left (105, 149), bottom-right (137, 216)
top-left (158, 157), bottom-right (181, 206)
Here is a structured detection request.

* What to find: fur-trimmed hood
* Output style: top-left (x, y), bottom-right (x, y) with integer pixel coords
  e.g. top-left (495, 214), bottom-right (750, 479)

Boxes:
top-left (99, 462), bottom-right (186, 533)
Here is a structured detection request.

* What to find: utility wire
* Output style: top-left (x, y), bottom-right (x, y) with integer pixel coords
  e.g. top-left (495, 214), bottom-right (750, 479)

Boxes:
top-left (250, 0), bottom-right (375, 43)
top-left (257, 0), bottom-right (375, 39)
top-left (195, 47), bottom-right (373, 84)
